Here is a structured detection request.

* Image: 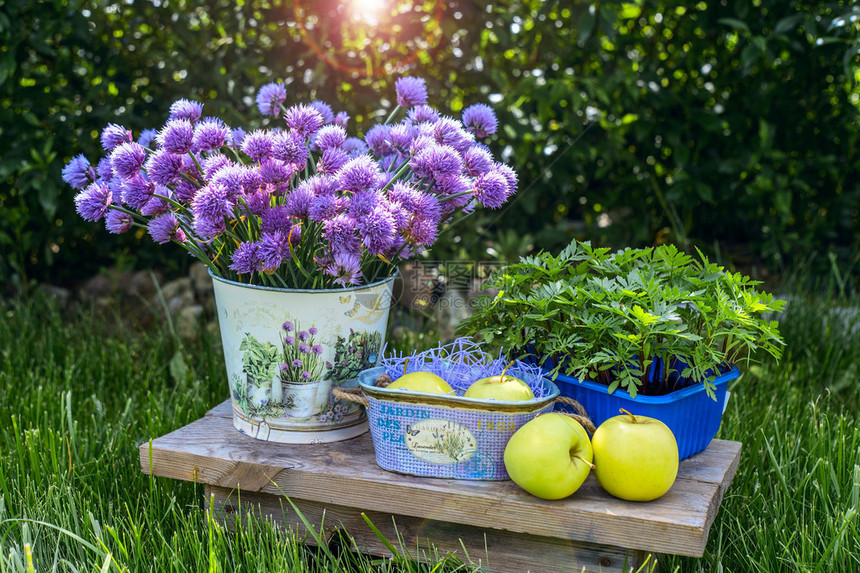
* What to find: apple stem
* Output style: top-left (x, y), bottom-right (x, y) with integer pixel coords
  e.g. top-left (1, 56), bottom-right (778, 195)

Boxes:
top-left (619, 408), bottom-right (638, 424)
top-left (572, 454), bottom-right (596, 470)
top-left (500, 360), bottom-right (516, 382)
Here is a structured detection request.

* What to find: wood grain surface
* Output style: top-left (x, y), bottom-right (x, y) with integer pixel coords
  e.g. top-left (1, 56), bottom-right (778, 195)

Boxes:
top-left (141, 400), bottom-right (741, 558)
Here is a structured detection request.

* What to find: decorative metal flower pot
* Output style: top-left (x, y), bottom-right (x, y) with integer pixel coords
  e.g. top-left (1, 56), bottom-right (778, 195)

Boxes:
top-left (211, 271), bottom-right (396, 444)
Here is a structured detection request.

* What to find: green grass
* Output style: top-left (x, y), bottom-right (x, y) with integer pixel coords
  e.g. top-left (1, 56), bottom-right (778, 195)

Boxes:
top-left (0, 285), bottom-right (858, 572)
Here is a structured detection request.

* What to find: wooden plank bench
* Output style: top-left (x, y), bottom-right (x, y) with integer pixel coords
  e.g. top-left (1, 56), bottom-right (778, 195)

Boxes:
top-left (139, 400), bottom-right (741, 573)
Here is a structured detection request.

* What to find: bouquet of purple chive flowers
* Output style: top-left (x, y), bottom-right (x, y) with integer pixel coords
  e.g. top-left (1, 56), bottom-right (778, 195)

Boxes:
top-left (280, 322), bottom-right (324, 383)
top-left (63, 77), bottom-right (517, 289)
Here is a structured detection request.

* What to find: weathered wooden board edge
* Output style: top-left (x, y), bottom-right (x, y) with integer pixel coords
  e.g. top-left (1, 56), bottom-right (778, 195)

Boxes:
top-left (139, 415), bottom-right (741, 557)
top-left (206, 484), bottom-right (647, 573)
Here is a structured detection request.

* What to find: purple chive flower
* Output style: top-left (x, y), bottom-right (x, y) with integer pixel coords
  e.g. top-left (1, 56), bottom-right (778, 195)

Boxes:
top-left (323, 214), bottom-right (360, 253)
top-left (140, 193), bottom-right (170, 216)
top-left (298, 330), bottom-right (309, 342)
top-left (174, 180), bottom-right (198, 204)
top-left (97, 157), bottom-right (114, 183)
top-left (241, 130), bottom-right (275, 162)
top-left (169, 99), bottom-right (203, 123)
top-left (283, 321), bottom-right (294, 332)
top-left (358, 206), bottom-right (396, 255)
top-left (317, 147), bottom-right (349, 174)
top-left (284, 104), bottom-right (324, 138)
top-left (395, 77), bottom-right (428, 107)
top-left (299, 343), bottom-right (311, 353)
top-left (243, 190), bottom-right (270, 215)
top-left (148, 212), bottom-right (186, 244)
top-left (158, 119), bottom-right (195, 154)
top-left (309, 100), bottom-right (334, 124)
top-left (349, 189), bottom-right (381, 218)
top-left (409, 134), bottom-right (435, 156)
top-left (279, 363), bottom-right (289, 372)
top-left (101, 123), bottom-right (133, 152)
top-left (283, 186), bottom-right (314, 219)
top-left (138, 129), bottom-right (158, 149)
top-left (272, 131), bottom-right (310, 170)
top-left (407, 217), bottom-right (438, 246)
top-left (410, 143), bottom-right (464, 179)
top-left (75, 182), bottom-right (112, 221)
top-left (407, 104), bottom-right (440, 124)
top-left (308, 327), bottom-right (318, 335)
top-left (120, 175), bottom-right (154, 210)
top-left (312, 344), bottom-right (323, 355)
top-left (387, 124), bottom-right (415, 157)
top-left (315, 125), bottom-right (347, 151)
top-left (230, 127), bottom-right (246, 147)
top-left (462, 104), bottom-right (498, 138)
top-left (433, 117), bottom-right (474, 153)
top-left (301, 370), bottom-right (312, 380)
top-left (110, 142), bottom-right (147, 179)
top-left (303, 174), bottom-right (337, 197)
top-left (193, 118), bottom-right (228, 152)
top-left (285, 335), bottom-right (295, 345)
top-left (333, 112), bottom-right (350, 129)
top-left (202, 154), bottom-right (232, 179)
top-left (105, 209), bottom-right (133, 234)
top-left (309, 194), bottom-right (339, 222)
top-left (325, 250), bottom-right (363, 287)
top-left (342, 137), bottom-right (369, 157)
top-left (191, 184), bottom-right (233, 237)
top-left (463, 145), bottom-right (494, 177)
top-left (256, 82), bottom-right (287, 117)
top-left (336, 155), bottom-right (381, 193)
top-left (145, 150), bottom-right (184, 186)
top-left (257, 230), bottom-right (292, 271)
top-left (492, 163), bottom-right (519, 195)
top-left (364, 125), bottom-right (392, 156)
top-left (241, 168), bottom-right (264, 194)
top-left (260, 205), bottom-right (292, 234)
top-left (259, 158), bottom-right (294, 187)
top-left (473, 170), bottom-right (509, 209)
top-left (292, 359), bottom-right (304, 368)
top-left (62, 154), bottom-right (95, 189)
top-left (229, 241), bottom-right (260, 274)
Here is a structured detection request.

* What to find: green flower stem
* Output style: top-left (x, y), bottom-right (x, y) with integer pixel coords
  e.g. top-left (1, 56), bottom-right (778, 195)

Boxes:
top-left (188, 152), bottom-right (204, 177)
top-left (437, 190), bottom-right (474, 203)
top-left (383, 104), bottom-right (402, 125)
top-left (378, 162), bottom-right (411, 194)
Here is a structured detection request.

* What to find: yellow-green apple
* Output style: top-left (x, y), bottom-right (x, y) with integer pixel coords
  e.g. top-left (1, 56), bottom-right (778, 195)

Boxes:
top-left (503, 413), bottom-right (594, 500)
top-left (387, 372), bottom-right (455, 395)
top-left (591, 409), bottom-right (679, 502)
top-left (464, 373), bottom-right (535, 401)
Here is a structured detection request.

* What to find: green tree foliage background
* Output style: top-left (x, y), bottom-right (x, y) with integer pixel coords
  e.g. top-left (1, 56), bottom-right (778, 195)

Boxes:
top-left (1, 0), bottom-right (857, 290)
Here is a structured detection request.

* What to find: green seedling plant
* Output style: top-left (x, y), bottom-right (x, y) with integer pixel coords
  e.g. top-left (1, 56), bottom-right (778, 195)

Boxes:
top-left (462, 241), bottom-right (786, 398)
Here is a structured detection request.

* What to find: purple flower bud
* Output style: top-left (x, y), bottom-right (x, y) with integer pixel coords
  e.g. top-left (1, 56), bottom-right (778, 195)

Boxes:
top-left (309, 100), bottom-right (334, 124)
top-left (301, 370), bottom-right (312, 380)
top-left (62, 154), bottom-right (96, 190)
top-left (259, 158), bottom-right (295, 186)
top-left (257, 230), bottom-right (292, 271)
top-left (105, 209), bottom-right (133, 234)
top-left (299, 343), bottom-right (311, 353)
top-left (241, 130), bottom-right (275, 162)
top-left (395, 77), bottom-right (428, 107)
top-left (284, 104), bottom-right (324, 139)
top-left (169, 99), bottom-right (203, 123)
top-left (407, 105), bottom-right (440, 124)
top-left (298, 330), bottom-right (310, 342)
top-left (336, 155), bottom-right (382, 193)
top-left (260, 205), bottom-right (292, 234)
top-left (272, 131), bottom-right (310, 170)
top-left (462, 104), bottom-right (498, 138)
top-left (333, 112), bottom-right (350, 129)
top-left (322, 214), bottom-right (360, 254)
top-left (283, 321), bottom-right (294, 332)
top-left (308, 327), bottom-right (318, 335)
top-left (158, 119), bottom-right (195, 154)
top-left (148, 212), bottom-right (186, 244)
top-left (279, 363), bottom-right (289, 372)
top-left (284, 186), bottom-right (314, 219)
top-left (256, 83), bottom-right (287, 117)
top-left (75, 182), bottom-right (112, 222)
top-left (110, 142), bottom-right (147, 180)
top-left (285, 335), bottom-right (295, 345)
top-left (410, 143), bottom-right (464, 180)
top-left (315, 125), bottom-right (347, 151)
top-left (292, 359), bottom-right (304, 368)
top-left (145, 150), bottom-right (184, 186)
top-left (433, 117), bottom-right (474, 153)
top-left (473, 170), bottom-right (510, 209)
top-left (193, 118), bottom-right (229, 152)
top-left (120, 175), bottom-right (155, 210)
top-left (101, 123), bottom-right (133, 152)
top-left (463, 145), bottom-right (494, 177)
top-left (317, 147), bottom-right (349, 174)
top-left (364, 125), bottom-right (392, 157)
top-left (229, 241), bottom-right (260, 274)
top-left (202, 154), bottom-right (232, 180)
top-left (358, 205), bottom-right (396, 255)
top-left (312, 344), bottom-right (323, 355)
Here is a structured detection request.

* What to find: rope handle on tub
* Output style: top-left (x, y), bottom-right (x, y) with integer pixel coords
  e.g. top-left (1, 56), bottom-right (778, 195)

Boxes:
top-left (553, 396), bottom-right (597, 434)
top-left (331, 387), bottom-right (369, 408)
